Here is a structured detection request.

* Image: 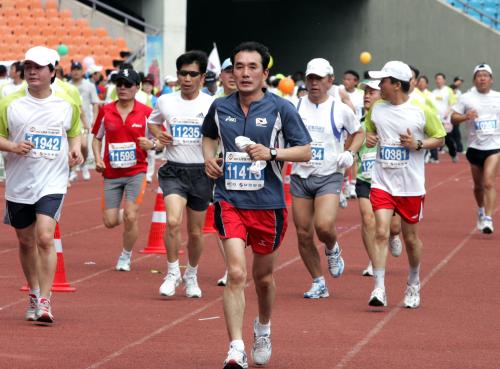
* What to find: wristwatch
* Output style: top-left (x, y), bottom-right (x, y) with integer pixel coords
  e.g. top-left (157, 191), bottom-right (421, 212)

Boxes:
top-left (416, 140), bottom-right (423, 151)
top-left (151, 139), bottom-right (157, 151)
top-left (269, 148), bottom-right (278, 161)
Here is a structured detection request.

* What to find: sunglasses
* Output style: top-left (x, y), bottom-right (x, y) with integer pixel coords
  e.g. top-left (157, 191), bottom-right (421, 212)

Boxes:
top-left (177, 70), bottom-right (202, 77)
top-left (116, 80), bottom-right (135, 88)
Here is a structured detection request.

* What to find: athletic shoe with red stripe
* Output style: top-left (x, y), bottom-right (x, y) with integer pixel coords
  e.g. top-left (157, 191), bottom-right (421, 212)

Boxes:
top-left (223, 345), bottom-right (248, 369)
top-left (25, 294), bottom-right (38, 321)
top-left (35, 298), bottom-right (54, 323)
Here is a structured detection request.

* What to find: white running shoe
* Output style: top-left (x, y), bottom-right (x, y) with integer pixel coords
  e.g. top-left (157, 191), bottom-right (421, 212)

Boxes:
top-left (223, 345), bottom-right (248, 369)
top-left (252, 319), bottom-right (272, 366)
top-left (81, 165), bottom-right (91, 180)
top-left (482, 216), bottom-right (494, 234)
top-left (69, 170), bottom-right (77, 182)
top-left (25, 293), bottom-right (38, 321)
top-left (339, 193), bottom-right (348, 209)
top-left (477, 209), bottom-right (484, 231)
top-left (389, 235), bottom-right (402, 257)
top-left (35, 297), bottom-right (54, 323)
top-left (115, 253), bottom-right (131, 272)
top-left (349, 183), bottom-right (357, 199)
top-left (303, 281), bottom-right (329, 299)
top-left (217, 270), bottom-right (228, 286)
top-left (183, 274), bottom-right (202, 298)
top-left (159, 272), bottom-right (181, 296)
top-left (368, 287), bottom-right (387, 307)
top-left (403, 283), bottom-right (420, 308)
top-left (326, 243), bottom-right (344, 278)
top-left (362, 262), bottom-right (374, 277)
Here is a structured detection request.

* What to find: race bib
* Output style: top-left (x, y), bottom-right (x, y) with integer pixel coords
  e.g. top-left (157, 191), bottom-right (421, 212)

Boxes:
top-left (378, 141), bottom-right (409, 169)
top-left (474, 116), bottom-right (498, 136)
top-left (303, 142), bottom-right (325, 167)
top-left (109, 142), bottom-right (137, 168)
top-left (170, 117), bottom-right (202, 146)
top-left (24, 126), bottom-right (63, 160)
top-left (224, 151), bottom-right (265, 191)
top-left (361, 151), bottom-right (376, 179)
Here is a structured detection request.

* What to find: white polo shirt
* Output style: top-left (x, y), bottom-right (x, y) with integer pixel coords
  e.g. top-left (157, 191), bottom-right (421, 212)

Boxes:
top-left (148, 91), bottom-right (214, 164)
top-left (452, 89), bottom-right (500, 150)
top-left (0, 88), bottom-right (81, 204)
top-left (365, 99), bottom-right (445, 196)
top-left (292, 95), bottom-right (359, 178)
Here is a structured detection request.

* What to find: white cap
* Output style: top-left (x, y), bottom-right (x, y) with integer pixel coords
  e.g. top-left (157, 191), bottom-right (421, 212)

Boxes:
top-left (24, 46), bottom-right (55, 66)
top-left (473, 63), bottom-right (493, 76)
top-left (221, 58), bottom-right (233, 71)
top-left (369, 61), bottom-right (412, 82)
top-left (360, 79), bottom-right (381, 91)
top-left (164, 74), bottom-right (177, 83)
top-left (305, 58), bottom-right (334, 77)
top-left (88, 64), bottom-right (103, 74)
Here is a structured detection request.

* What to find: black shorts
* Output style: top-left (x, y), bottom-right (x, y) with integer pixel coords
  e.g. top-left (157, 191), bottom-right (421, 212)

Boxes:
top-left (355, 179), bottom-right (371, 199)
top-left (158, 161), bottom-right (214, 211)
top-left (466, 147), bottom-right (500, 168)
top-left (4, 194), bottom-right (65, 229)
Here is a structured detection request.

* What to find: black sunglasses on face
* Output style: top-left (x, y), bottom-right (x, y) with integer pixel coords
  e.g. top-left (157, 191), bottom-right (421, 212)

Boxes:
top-left (116, 80), bottom-right (134, 88)
top-left (178, 70), bottom-right (202, 77)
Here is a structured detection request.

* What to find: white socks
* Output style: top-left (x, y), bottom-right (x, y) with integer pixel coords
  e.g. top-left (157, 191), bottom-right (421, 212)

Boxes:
top-left (313, 276), bottom-right (325, 285)
top-left (121, 249), bottom-right (132, 258)
top-left (30, 288), bottom-right (40, 297)
top-left (254, 319), bottom-right (271, 336)
top-left (373, 268), bottom-right (385, 290)
top-left (168, 259), bottom-right (180, 276)
top-left (408, 265), bottom-right (420, 286)
top-left (185, 263), bottom-right (198, 278)
top-left (230, 339), bottom-right (245, 351)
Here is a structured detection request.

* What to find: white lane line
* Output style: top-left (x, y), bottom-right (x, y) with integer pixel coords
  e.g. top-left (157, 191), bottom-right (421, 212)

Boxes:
top-left (198, 316), bottom-right (220, 321)
top-left (84, 223), bottom-right (361, 369)
top-left (333, 206), bottom-right (499, 369)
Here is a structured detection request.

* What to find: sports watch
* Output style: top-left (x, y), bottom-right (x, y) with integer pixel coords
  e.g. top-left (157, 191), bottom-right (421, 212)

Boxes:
top-left (269, 148), bottom-right (278, 161)
top-left (416, 140), bottom-right (423, 151)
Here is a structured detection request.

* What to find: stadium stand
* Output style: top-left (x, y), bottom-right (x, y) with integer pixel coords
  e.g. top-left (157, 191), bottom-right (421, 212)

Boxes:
top-left (447, 0), bottom-right (500, 30)
top-left (0, 0), bottom-right (129, 72)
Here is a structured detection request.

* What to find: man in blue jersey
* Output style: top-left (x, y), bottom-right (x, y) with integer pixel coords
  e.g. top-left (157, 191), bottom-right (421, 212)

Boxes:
top-left (202, 41), bottom-right (311, 369)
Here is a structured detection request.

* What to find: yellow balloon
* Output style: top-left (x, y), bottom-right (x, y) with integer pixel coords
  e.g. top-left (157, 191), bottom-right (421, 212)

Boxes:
top-left (360, 51), bottom-right (372, 64)
top-left (268, 55), bottom-right (274, 69)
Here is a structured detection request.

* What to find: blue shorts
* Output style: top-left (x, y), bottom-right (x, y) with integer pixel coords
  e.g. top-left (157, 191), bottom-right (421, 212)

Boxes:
top-left (4, 194), bottom-right (65, 229)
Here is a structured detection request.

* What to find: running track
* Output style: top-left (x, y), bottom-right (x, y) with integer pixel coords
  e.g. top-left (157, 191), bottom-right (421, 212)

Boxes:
top-left (0, 155), bottom-right (499, 369)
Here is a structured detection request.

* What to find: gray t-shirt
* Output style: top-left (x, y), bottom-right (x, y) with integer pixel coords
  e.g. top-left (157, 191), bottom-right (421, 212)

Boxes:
top-left (70, 79), bottom-right (99, 125)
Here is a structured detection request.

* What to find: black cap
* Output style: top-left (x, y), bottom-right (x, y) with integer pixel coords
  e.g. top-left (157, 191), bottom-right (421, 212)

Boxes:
top-left (205, 71), bottom-right (217, 84)
top-left (116, 68), bottom-right (141, 85)
top-left (453, 76), bottom-right (464, 82)
top-left (142, 74), bottom-right (154, 84)
top-left (71, 61), bottom-right (82, 70)
top-left (297, 85), bottom-right (307, 92)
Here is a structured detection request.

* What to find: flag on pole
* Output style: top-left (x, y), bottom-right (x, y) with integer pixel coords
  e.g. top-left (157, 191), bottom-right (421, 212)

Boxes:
top-left (207, 42), bottom-right (221, 76)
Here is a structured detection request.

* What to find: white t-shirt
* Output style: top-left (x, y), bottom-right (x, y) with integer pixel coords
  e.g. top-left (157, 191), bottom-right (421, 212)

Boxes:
top-left (70, 79), bottom-right (99, 125)
top-left (292, 96), bottom-right (359, 178)
top-left (327, 85), bottom-right (342, 100)
top-left (432, 86), bottom-right (456, 120)
top-left (452, 89), bottom-right (500, 150)
top-left (340, 85), bottom-right (364, 120)
top-left (148, 91), bottom-right (214, 164)
top-left (365, 99), bottom-right (445, 196)
top-left (2, 81), bottom-right (26, 97)
top-left (0, 88), bottom-right (81, 204)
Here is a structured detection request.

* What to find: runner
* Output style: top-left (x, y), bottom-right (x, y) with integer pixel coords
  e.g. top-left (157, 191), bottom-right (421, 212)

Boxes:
top-left (202, 41), bottom-right (311, 369)
top-left (451, 63), bottom-right (500, 234)
top-left (355, 79), bottom-right (402, 277)
top-left (365, 61), bottom-right (445, 308)
top-left (91, 68), bottom-right (154, 271)
top-left (0, 46), bottom-right (82, 323)
top-left (291, 58), bottom-right (363, 298)
top-left (148, 50), bottom-right (215, 298)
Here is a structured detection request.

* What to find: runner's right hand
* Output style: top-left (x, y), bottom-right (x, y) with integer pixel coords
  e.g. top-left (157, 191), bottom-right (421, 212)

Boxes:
top-left (95, 159), bottom-right (106, 173)
top-left (366, 133), bottom-right (379, 148)
top-left (12, 140), bottom-right (33, 155)
top-left (205, 157), bottom-right (223, 179)
top-left (157, 132), bottom-right (173, 146)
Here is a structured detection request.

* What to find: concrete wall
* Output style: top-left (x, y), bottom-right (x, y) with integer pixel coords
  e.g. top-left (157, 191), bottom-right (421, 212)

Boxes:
top-left (186, 0), bottom-right (500, 90)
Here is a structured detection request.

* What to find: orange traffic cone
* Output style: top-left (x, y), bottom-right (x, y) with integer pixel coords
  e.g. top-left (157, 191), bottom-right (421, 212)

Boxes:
top-left (283, 162), bottom-right (292, 206)
top-left (21, 223), bottom-right (76, 292)
top-left (203, 203), bottom-right (217, 233)
top-left (140, 187), bottom-right (167, 254)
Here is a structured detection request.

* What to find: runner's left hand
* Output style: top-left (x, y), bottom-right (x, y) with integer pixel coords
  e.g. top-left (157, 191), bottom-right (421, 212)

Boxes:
top-left (138, 137), bottom-right (153, 150)
top-left (399, 128), bottom-right (416, 150)
top-left (337, 151), bottom-right (354, 169)
top-left (68, 150), bottom-right (83, 167)
top-left (246, 144), bottom-right (271, 161)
